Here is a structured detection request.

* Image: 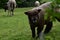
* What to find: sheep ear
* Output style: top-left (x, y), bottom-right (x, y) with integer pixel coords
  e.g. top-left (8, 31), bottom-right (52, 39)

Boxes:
top-left (37, 9), bottom-right (41, 12)
top-left (25, 12), bottom-right (28, 15)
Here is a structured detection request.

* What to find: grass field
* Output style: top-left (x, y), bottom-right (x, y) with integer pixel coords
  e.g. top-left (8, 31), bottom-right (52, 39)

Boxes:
top-left (0, 8), bottom-right (60, 40)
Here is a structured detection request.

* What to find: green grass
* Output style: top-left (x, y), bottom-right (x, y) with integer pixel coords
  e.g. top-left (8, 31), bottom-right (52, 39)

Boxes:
top-left (0, 8), bottom-right (60, 40)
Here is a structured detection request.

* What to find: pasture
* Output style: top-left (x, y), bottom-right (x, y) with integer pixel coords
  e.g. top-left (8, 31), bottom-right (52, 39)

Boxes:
top-left (0, 8), bottom-right (60, 40)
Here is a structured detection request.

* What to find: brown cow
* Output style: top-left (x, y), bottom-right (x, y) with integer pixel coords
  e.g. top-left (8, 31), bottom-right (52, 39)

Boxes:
top-left (25, 2), bottom-right (60, 39)
top-left (25, 9), bottom-right (52, 39)
top-left (24, 2), bottom-right (53, 39)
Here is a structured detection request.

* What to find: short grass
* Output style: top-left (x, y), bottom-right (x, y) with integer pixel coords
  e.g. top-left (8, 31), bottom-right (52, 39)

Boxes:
top-left (0, 7), bottom-right (60, 40)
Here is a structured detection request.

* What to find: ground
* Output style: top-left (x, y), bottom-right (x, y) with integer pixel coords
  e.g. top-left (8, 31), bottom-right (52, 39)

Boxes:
top-left (0, 8), bottom-right (60, 40)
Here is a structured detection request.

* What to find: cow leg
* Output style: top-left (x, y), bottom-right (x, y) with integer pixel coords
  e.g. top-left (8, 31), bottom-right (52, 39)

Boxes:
top-left (30, 26), bottom-right (35, 38)
top-left (44, 21), bottom-right (53, 34)
top-left (36, 25), bottom-right (44, 38)
top-left (12, 10), bottom-right (14, 16)
top-left (12, 11), bottom-right (14, 16)
top-left (5, 9), bottom-right (7, 12)
top-left (8, 9), bottom-right (10, 16)
top-left (12, 3), bottom-right (15, 16)
top-left (10, 10), bottom-right (12, 16)
top-left (11, 9), bottom-right (14, 16)
top-left (55, 17), bottom-right (60, 22)
top-left (36, 14), bottom-right (44, 39)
